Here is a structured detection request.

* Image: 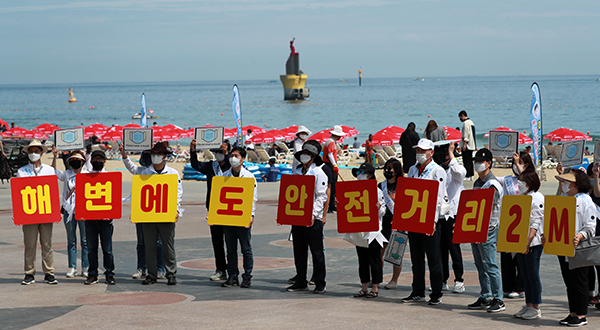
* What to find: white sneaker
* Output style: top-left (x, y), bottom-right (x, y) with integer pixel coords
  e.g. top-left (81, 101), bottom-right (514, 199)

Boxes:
top-left (66, 268), bottom-right (77, 278)
top-left (508, 291), bottom-right (519, 298)
top-left (81, 268), bottom-right (88, 277)
top-left (384, 281), bottom-right (398, 290)
top-left (428, 283), bottom-right (449, 291)
top-left (453, 281), bottom-right (465, 293)
top-left (157, 271), bottom-right (165, 279)
top-left (521, 307), bottom-right (541, 320)
top-left (210, 270), bottom-right (227, 281)
top-left (132, 269), bottom-right (145, 279)
top-left (514, 305), bottom-right (530, 318)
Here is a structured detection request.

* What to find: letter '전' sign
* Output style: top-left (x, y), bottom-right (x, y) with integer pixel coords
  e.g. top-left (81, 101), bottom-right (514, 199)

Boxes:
top-left (392, 177), bottom-right (439, 235)
top-left (453, 188), bottom-right (495, 244)
top-left (337, 180), bottom-right (380, 233)
top-left (11, 176), bottom-right (61, 225)
top-left (544, 195), bottom-right (576, 257)
top-left (276, 175), bottom-right (315, 226)
top-left (131, 174), bottom-right (179, 223)
top-left (497, 195), bottom-right (532, 253)
top-left (75, 172), bottom-right (122, 221)
top-left (208, 176), bottom-right (255, 227)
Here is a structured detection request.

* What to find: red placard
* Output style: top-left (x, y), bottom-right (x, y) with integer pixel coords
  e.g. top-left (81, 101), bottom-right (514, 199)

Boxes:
top-left (75, 172), bottom-right (122, 220)
top-left (11, 176), bottom-right (61, 225)
top-left (336, 180), bottom-right (380, 233)
top-left (392, 177), bottom-right (439, 235)
top-left (453, 188), bottom-right (495, 244)
top-left (276, 175), bottom-right (315, 226)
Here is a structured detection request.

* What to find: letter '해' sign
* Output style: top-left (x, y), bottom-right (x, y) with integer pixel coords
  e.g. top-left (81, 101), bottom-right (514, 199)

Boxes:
top-left (11, 176), bottom-right (61, 225)
top-left (497, 195), bottom-right (532, 253)
top-left (337, 180), bottom-right (379, 233)
top-left (392, 177), bottom-right (439, 235)
top-left (544, 195), bottom-right (576, 257)
top-left (276, 175), bottom-right (315, 226)
top-left (131, 174), bottom-right (179, 223)
top-left (453, 188), bottom-right (495, 244)
top-left (75, 172), bottom-right (122, 220)
top-left (208, 176), bottom-right (255, 227)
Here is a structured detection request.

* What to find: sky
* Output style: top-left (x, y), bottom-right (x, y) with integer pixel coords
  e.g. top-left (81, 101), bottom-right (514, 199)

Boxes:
top-left (1, 0), bottom-right (600, 84)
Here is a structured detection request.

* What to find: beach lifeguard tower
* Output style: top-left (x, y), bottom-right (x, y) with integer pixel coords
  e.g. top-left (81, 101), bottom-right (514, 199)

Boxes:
top-left (280, 38), bottom-right (309, 101)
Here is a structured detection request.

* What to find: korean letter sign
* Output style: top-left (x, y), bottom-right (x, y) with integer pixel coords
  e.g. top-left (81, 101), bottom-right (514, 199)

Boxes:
top-left (11, 176), bottom-right (61, 225)
top-left (336, 180), bottom-right (379, 233)
top-left (75, 172), bottom-right (122, 220)
top-left (276, 175), bottom-right (315, 226)
top-left (131, 174), bottom-right (179, 223)
top-left (208, 176), bottom-right (255, 227)
top-left (453, 188), bottom-right (495, 244)
top-left (392, 177), bottom-right (439, 235)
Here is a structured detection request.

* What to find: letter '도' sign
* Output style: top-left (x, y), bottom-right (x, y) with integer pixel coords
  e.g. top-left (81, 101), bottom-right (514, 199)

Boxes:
top-left (276, 175), bottom-right (315, 226)
top-left (75, 172), bottom-right (122, 220)
top-left (544, 195), bottom-right (576, 257)
top-left (497, 195), bottom-right (532, 253)
top-left (208, 176), bottom-right (255, 227)
top-left (336, 180), bottom-right (380, 233)
top-left (453, 188), bottom-right (495, 244)
top-left (11, 176), bottom-right (61, 225)
top-left (131, 174), bottom-right (179, 223)
top-left (392, 177), bottom-right (439, 235)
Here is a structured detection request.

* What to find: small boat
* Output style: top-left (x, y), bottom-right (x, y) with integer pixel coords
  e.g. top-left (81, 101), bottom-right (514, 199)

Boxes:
top-left (132, 113), bottom-right (159, 119)
top-left (68, 88), bottom-right (77, 103)
top-left (413, 77), bottom-right (424, 81)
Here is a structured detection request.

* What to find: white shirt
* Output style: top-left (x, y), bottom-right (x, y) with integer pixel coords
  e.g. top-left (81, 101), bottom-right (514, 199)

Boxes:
top-left (407, 160), bottom-right (449, 222)
top-left (17, 163), bottom-right (55, 178)
top-left (245, 134), bottom-right (254, 150)
top-left (444, 158), bottom-right (466, 218)
top-left (574, 193), bottom-right (599, 240)
top-left (222, 165), bottom-right (258, 217)
top-left (291, 138), bottom-right (304, 171)
top-left (528, 191), bottom-right (544, 247)
top-left (55, 167), bottom-right (88, 208)
top-left (123, 157), bottom-right (147, 175)
top-left (363, 187), bottom-right (388, 247)
top-left (142, 164), bottom-right (184, 217)
top-left (293, 162), bottom-right (328, 219)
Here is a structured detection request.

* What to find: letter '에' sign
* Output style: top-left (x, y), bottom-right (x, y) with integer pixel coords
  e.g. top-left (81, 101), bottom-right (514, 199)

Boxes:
top-left (336, 180), bottom-right (380, 233)
top-left (543, 195), bottom-right (576, 257)
top-left (453, 188), bottom-right (495, 244)
top-left (131, 174), bottom-right (179, 223)
top-left (276, 175), bottom-right (315, 226)
top-left (497, 195), bottom-right (532, 253)
top-left (11, 176), bottom-right (61, 225)
top-left (75, 172), bottom-right (122, 220)
top-left (392, 177), bottom-right (439, 235)
top-left (208, 176), bottom-right (255, 227)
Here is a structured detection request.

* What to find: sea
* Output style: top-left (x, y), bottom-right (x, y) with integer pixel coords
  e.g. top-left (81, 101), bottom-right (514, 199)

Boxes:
top-left (1, 75), bottom-right (599, 149)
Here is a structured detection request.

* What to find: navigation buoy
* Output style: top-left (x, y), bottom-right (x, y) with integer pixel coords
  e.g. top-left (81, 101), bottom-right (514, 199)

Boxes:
top-left (221, 113), bottom-right (224, 116)
top-left (90, 106), bottom-right (94, 109)
top-left (428, 115), bottom-right (431, 118)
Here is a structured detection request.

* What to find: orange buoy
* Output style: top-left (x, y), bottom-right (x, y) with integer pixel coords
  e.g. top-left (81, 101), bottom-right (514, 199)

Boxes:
top-left (90, 106), bottom-right (94, 109)
top-left (221, 113), bottom-right (224, 116)
top-left (428, 115), bottom-right (431, 118)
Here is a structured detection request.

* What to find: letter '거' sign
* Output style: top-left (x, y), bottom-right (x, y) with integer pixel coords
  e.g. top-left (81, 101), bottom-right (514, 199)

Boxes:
top-left (276, 175), bottom-right (315, 226)
top-left (208, 176), bottom-right (255, 227)
top-left (131, 174), bottom-right (179, 223)
top-left (75, 172), bottom-right (122, 220)
top-left (336, 180), bottom-right (379, 233)
top-left (11, 176), bottom-right (61, 225)
top-left (543, 195), bottom-right (576, 257)
top-left (392, 177), bottom-right (439, 235)
top-left (497, 195), bottom-right (532, 253)
top-left (453, 188), bottom-right (495, 244)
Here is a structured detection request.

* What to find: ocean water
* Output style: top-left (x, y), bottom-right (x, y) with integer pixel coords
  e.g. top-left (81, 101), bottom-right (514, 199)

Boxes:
top-left (1, 75), bottom-right (599, 146)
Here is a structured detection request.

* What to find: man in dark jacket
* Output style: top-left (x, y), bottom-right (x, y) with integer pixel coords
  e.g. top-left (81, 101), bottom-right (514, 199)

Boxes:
top-left (400, 122), bottom-right (420, 174)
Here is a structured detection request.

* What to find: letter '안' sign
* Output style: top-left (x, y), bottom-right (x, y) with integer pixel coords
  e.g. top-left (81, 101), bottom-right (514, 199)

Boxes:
top-left (208, 176), bottom-right (255, 227)
top-left (392, 177), bottom-right (439, 235)
top-left (75, 172), bottom-right (122, 220)
top-left (276, 175), bottom-right (315, 226)
top-left (11, 176), bottom-right (61, 225)
top-left (544, 195), bottom-right (576, 257)
top-left (131, 174), bottom-right (179, 223)
top-left (337, 180), bottom-right (380, 233)
top-left (497, 195), bottom-right (532, 253)
top-left (453, 188), bottom-right (495, 244)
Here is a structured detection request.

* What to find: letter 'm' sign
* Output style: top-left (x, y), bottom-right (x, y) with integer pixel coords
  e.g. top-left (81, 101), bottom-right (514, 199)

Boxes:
top-left (11, 176), bottom-right (61, 225)
top-left (392, 177), bottom-right (439, 235)
top-left (276, 175), bottom-right (315, 226)
top-left (131, 174), bottom-right (179, 223)
top-left (497, 195), bottom-right (532, 253)
top-left (336, 180), bottom-right (379, 233)
top-left (543, 195), bottom-right (576, 257)
top-left (208, 176), bottom-right (255, 227)
top-left (75, 172), bottom-right (122, 220)
top-left (453, 188), bottom-right (495, 244)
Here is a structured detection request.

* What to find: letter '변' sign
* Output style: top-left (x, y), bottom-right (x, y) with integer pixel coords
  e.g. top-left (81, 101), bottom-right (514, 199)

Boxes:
top-left (337, 180), bottom-right (379, 233)
top-left (75, 172), bottom-right (122, 220)
top-left (544, 195), bottom-right (576, 257)
top-left (11, 176), bottom-right (61, 225)
top-left (208, 176), bottom-right (255, 227)
top-left (497, 195), bottom-right (532, 253)
top-left (276, 175), bottom-right (315, 226)
top-left (131, 174), bottom-right (179, 223)
top-left (453, 188), bottom-right (495, 244)
top-left (392, 177), bottom-right (439, 235)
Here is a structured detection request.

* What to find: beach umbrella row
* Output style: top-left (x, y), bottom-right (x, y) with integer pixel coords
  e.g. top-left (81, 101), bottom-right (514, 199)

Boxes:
top-left (1, 126), bottom-right (48, 139)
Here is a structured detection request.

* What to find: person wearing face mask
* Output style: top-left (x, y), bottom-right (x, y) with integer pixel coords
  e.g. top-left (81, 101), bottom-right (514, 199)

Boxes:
top-left (292, 126), bottom-right (312, 172)
top-left (219, 147), bottom-right (257, 289)
top-left (189, 140), bottom-right (231, 282)
top-left (468, 148), bottom-right (505, 312)
top-left (17, 140), bottom-right (58, 285)
top-left (51, 148), bottom-right (89, 279)
top-left (140, 142), bottom-right (183, 286)
top-left (350, 163), bottom-right (387, 298)
top-left (585, 162), bottom-right (600, 307)
top-left (401, 139), bottom-right (448, 305)
top-left (512, 170), bottom-right (544, 320)
top-left (286, 140), bottom-right (328, 294)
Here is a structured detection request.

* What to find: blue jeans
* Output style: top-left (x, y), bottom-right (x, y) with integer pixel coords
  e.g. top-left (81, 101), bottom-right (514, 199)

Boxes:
top-left (223, 226), bottom-right (253, 279)
top-left (471, 226), bottom-right (503, 300)
top-left (85, 220), bottom-right (114, 277)
top-left (135, 223), bottom-right (165, 273)
top-left (63, 211), bottom-right (88, 269)
top-left (516, 245), bottom-right (543, 305)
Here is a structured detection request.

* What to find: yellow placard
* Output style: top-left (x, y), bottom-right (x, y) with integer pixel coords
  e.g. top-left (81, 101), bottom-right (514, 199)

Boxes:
top-left (208, 176), bottom-right (255, 227)
top-left (543, 195), bottom-right (576, 257)
top-left (131, 174), bottom-right (179, 223)
top-left (497, 195), bottom-right (532, 253)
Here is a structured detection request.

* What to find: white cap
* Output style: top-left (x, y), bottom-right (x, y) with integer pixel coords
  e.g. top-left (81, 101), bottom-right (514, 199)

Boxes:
top-left (329, 125), bottom-right (345, 137)
top-left (296, 125), bottom-right (311, 135)
top-left (412, 138), bottom-right (435, 150)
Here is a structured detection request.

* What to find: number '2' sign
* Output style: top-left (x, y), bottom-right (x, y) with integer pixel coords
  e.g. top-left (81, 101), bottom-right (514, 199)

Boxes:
top-left (453, 188), bottom-right (495, 244)
top-left (497, 195), bottom-right (532, 253)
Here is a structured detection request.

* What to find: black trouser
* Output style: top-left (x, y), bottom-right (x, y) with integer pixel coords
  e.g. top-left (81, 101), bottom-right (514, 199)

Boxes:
top-left (588, 265), bottom-right (600, 293)
top-left (558, 256), bottom-right (589, 316)
top-left (463, 148), bottom-right (474, 177)
top-left (408, 221), bottom-right (443, 299)
top-left (356, 241), bottom-right (383, 284)
top-left (210, 224), bottom-right (227, 273)
top-left (85, 220), bottom-right (114, 277)
top-left (439, 216), bottom-right (464, 283)
top-left (501, 252), bottom-right (524, 293)
top-left (143, 223), bottom-right (177, 280)
top-left (292, 220), bottom-right (326, 287)
top-left (324, 162), bottom-right (337, 212)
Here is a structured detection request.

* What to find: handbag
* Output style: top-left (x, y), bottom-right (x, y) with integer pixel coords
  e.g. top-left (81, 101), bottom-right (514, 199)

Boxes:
top-left (568, 236), bottom-right (600, 270)
top-left (344, 232), bottom-right (368, 248)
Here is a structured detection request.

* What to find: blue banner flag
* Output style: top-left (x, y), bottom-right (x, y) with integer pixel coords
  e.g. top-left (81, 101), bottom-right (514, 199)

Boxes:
top-left (140, 93), bottom-right (147, 128)
top-left (232, 85), bottom-right (243, 146)
top-left (529, 83), bottom-right (542, 165)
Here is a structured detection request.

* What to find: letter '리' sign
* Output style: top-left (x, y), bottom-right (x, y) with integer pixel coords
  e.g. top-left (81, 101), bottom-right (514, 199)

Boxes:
top-left (75, 172), bottom-right (122, 220)
top-left (392, 177), bottom-right (439, 235)
top-left (453, 188), bottom-right (495, 244)
top-left (276, 175), bottom-right (315, 226)
top-left (208, 176), bottom-right (255, 227)
top-left (131, 174), bottom-right (179, 223)
top-left (337, 180), bottom-right (379, 233)
top-left (497, 195), bottom-right (532, 253)
top-left (11, 176), bottom-right (61, 225)
top-left (544, 195), bottom-right (576, 257)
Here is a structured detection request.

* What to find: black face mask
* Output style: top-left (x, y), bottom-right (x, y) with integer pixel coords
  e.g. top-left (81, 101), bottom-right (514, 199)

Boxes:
top-left (383, 171), bottom-right (394, 180)
top-left (441, 163), bottom-right (450, 170)
top-left (70, 160), bottom-right (82, 170)
top-left (92, 161), bottom-right (104, 171)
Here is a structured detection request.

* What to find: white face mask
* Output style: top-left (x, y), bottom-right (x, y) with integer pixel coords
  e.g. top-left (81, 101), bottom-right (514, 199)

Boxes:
top-left (561, 181), bottom-right (572, 194)
top-left (28, 153), bottom-right (41, 162)
top-left (357, 174), bottom-right (368, 180)
top-left (300, 154), bottom-right (312, 164)
top-left (474, 162), bottom-right (487, 173)
top-left (517, 180), bottom-right (529, 194)
top-left (416, 153), bottom-right (429, 165)
top-left (215, 153), bottom-right (225, 162)
top-left (151, 154), bottom-right (164, 165)
top-left (299, 134), bottom-right (308, 140)
top-left (229, 157), bottom-right (242, 167)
